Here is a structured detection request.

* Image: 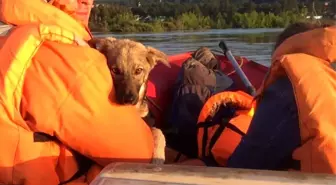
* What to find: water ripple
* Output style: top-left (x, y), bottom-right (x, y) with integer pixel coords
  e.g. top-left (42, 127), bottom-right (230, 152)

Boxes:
top-left (95, 28), bottom-right (282, 67)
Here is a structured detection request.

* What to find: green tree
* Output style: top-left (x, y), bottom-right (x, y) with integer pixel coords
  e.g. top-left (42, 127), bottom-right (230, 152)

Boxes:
top-left (88, 2), bottom-right (310, 33)
top-left (244, 1), bottom-right (257, 13)
top-left (193, 4), bottom-right (202, 16)
top-left (215, 13), bottom-right (226, 29)
top-left (98, 5), bottom-right (111, 22)
top-left (282, 0), bottom-right (298, 12)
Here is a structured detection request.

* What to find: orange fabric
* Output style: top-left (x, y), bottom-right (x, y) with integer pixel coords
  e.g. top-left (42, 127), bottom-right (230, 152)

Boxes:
top-left (0, 1), bottom-right (154, 185)
top-left (197, 91), bottom-right (255, 166)
top-left (64, 176), bottom-right (87, 185)
top-left (0, 36), bottom-right (7, 48)
top-left (258, 26), bottom-right (336, 174)
top-left (0, 0), bottom-right (91, 40)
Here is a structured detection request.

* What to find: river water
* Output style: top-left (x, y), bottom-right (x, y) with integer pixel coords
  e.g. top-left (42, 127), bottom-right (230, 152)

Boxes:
top-left (94, 28), bottom-right (283, 67)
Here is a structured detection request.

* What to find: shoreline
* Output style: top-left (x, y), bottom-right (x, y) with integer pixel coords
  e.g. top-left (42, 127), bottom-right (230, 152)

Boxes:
top-left (92, 28), bottom-right (284, 35)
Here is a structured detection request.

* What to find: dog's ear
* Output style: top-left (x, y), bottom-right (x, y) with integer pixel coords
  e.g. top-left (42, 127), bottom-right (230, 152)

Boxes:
top-left (105, 37), bottom-right (117, 42)
top-left (88, 38), bottom-right (106, 52)
top-left (88, 37), bottom-right (117, 52)
top-left (146, 46), bottom-right (170, 68)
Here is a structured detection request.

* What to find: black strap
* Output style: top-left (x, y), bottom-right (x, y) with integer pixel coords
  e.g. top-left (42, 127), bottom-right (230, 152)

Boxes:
top-left (197, 117), bottom-right (227, 167)
top-left (205, 120), bottom-right (228, 167)
top-left (200, 123), bottom-right (208, 158)
top-left (226, 122), bottom-right (246, 136)
top-left (33, 133), bottom-right (93, 185)
top-left (197, 116), bottom-right (246, 167)
top-left (197, 120), bottom-right (222, 128)
top-left (59, 154), bottom-right (93, 185)
top-left (208, 118), bottom-right (229, 153)
top-left (34, 132), bottom-right (58, 142)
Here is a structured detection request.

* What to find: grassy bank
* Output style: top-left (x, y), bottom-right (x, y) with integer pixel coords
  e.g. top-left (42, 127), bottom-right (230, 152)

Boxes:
top-left (88, 2), bottom-right (331, 33)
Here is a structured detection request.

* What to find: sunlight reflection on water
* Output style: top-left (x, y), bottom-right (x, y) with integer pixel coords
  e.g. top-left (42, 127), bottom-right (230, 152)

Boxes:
top-left (94, 28), bottom-right (283, 67)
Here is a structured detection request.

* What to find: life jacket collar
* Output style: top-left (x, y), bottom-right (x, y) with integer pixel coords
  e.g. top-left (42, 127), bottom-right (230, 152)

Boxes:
top-left (272, 26), bottom-right (336, 65)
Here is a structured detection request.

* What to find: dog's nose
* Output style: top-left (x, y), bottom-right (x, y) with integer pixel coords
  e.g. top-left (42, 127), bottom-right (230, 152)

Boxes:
top-left (123, 93), bottom-right (138, 105)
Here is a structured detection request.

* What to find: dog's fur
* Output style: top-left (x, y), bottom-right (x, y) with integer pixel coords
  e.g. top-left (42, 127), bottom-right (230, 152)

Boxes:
top-left (88, 37), bottom-right (169, 164)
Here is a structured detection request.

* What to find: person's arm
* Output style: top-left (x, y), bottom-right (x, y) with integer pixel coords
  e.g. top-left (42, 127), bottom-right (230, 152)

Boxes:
top-left (53, 57), bottom-right (154, 167)
top-left (1, 23), bottom-right (153, 167)
top-left (227, 77), bottom-right (301, 170)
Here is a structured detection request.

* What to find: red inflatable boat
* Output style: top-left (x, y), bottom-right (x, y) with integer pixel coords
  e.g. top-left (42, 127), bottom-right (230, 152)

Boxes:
top-left (146, 51), bottom-right (269, 127)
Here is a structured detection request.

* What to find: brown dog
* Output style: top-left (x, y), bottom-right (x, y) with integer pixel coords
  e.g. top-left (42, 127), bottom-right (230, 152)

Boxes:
top-left (88, 37), bottom-right (169, 164)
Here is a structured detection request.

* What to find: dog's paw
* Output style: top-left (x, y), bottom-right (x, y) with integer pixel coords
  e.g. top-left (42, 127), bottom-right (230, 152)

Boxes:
top-left (151, 127), bottom-right (166, 165)
top-left (151, 157), bottom-right (165, 165)
top-left (152, 148), bottom-right (165, 165)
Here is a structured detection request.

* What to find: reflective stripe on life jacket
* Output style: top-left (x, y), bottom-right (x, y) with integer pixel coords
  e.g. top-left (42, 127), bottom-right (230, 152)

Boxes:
top-left (197, 91), bottom-right (255, 166)
top-left (0, 23), bottom-right (154, 184)
top-left (0, 24), bottom-right (81, 118)
top-left (259, 26), bottom-right (336, 174)
top-left (0, 24), bottom-right (88, 185)
top-left (0, 0), bottom-right (91, 41)
top-left (0, 1), bottom-right (153, 184)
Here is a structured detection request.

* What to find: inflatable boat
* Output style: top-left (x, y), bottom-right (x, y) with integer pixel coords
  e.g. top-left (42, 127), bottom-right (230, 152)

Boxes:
top-left (146, 48), bottom-right (268, 127)
top-left (89, 43), bottom-right (336, 185)
top-left (90, 162), bottom-right (336, 185)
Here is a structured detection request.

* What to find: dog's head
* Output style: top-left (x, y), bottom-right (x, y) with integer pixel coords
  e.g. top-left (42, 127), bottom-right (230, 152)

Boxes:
top-left (88, 37), bottom-right (170, 105)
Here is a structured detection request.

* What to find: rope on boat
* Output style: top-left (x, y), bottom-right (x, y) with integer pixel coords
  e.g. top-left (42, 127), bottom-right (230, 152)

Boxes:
top-left (226, 56), bottom-right (244, 76)
top-left (211, 49), bottom-right (244, 76)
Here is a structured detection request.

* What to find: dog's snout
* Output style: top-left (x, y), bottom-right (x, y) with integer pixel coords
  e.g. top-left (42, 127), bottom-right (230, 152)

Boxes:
top-left (122, 93), bottom-right (138, 105)
top-left (114, 78), bottom-right (140, 105)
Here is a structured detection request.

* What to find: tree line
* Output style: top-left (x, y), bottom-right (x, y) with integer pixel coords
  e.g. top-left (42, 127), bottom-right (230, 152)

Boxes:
top-left (88, 0), bottom-right (334, 33)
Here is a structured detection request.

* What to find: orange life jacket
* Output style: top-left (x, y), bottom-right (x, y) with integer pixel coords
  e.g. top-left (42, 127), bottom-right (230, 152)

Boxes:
top-left (258, 26), bottom-right (336, 174)
top-left (0, 1), bottom-right (154, 185)
top-left (197, 91), bottom-right (255, 166)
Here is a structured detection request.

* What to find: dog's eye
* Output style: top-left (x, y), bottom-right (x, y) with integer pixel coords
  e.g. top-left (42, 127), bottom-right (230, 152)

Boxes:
top-left (135, 68), bottom-right (143, 75)
top-left (110, 67), bottom-right (121, 75)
